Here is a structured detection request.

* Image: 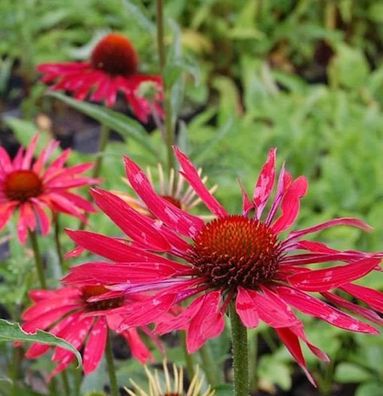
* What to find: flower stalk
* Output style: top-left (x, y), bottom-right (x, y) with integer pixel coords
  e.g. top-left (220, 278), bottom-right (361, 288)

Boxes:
top-left (229, 302), bottom-right (249, 396)
top-left (93, 124), bottom-right (111, 179)
top-left (156, 0), bottom-right (175, 174)
top-left (105, 330), bottom-right (119, 396)
top-left (53, 214), bottom-right (66, 272)
top-left (28, 231), bottom-right (46, 289)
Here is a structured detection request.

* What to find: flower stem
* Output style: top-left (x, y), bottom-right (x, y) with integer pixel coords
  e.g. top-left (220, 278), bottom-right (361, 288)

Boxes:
top-left (93, 124), bottom-right (111, 179)
top-left (105, 330), bottom-right (118, 396)
top-left (28, 230), bottom-right (46, 289)
top-left (199, 343), bottom-right (220, 387)
top-left (156, 0), bottom-right (175, 174)
top-left (229, 303), bottom-right (249, 396)
top-left (248, 331), bottom-right (258, 392)
top-left (61, 371), bottom-right (70, 394)
top-left (53, 214), bottom-right (66, 272)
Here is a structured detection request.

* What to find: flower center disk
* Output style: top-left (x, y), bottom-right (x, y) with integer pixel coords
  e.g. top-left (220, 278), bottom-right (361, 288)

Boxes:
top-left (191, 215), bottom-right (281, 289)
top-left (4, 170), bottom-right (43, 201)
top-left (90, 33), bottom-right (138, 76)
top-left (81, 285), bottom-right (124, 311)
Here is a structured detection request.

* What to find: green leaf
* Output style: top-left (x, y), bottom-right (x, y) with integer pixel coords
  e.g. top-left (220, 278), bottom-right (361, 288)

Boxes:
top-left (47, 92), bottom-right (158, 159)
top-left (258, 355), bottom-right (292, 391)
top-left (335, 362), bottom-right (372, 383)
top-left (356, 382), bottom-right (383, 396)
top-left (0, 319), bottom-right (82, 367)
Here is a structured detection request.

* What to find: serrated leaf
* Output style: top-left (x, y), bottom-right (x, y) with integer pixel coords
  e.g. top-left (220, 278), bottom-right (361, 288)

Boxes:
top-left (0, 319), bottom-right (82, 367)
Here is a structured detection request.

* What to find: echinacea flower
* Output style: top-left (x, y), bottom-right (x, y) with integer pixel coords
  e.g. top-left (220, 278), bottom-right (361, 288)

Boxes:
top-left (22, 285), bottom-right (156, 377)
top-left (126, 361), bottom-right (214, 396)
top-left (113, 163), bottom-right (216, 218)
top-left (0, 134), bottom-right (96, 243)
top-left (64, 148), bottom-right (383, 384)
top-left (38, 33), bottom-right (163, 123)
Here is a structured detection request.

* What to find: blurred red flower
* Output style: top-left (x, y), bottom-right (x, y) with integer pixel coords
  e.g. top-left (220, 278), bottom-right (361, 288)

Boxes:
top-left (37, 33), bottom-right (163, 123)
top-left (22, 285), bottom-right (156, 377)
top-left (0, 134), bottom-right (97, 243)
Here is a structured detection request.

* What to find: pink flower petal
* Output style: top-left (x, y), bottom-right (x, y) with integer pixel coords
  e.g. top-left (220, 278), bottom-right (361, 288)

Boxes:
top-left (288, 256), bottom-right (381, 291)
top-left (286, 217), bottom-right (373, 243)
top-left (236, 287), bottom-right (259, 328)
top-left (249, 287), bottom-right (300, 328)
top-left (275, 327), bottom-right (316, 386)
top-left (253, 148), bottom-right (276, 219)
top-left (271, 176), bottom-right (308, 234)
top-left (124, 156), bottom-right (204, 238)
top-left (91, 188), bottom-right (171, 251)
top-left (122, 328), bottom-right (152, 363)
top-left (174, 147), bottom-right (227, 217)
top-left (322, 292), bottom-right (383, 325)
top-left (341, 283), bottom-right (383, 313)
top-left (187, 291), bottom-right (225, 353)
top-left (277, 286), bottom-right (378, 334)
top-left (83, 317), bottom-right (108, 374)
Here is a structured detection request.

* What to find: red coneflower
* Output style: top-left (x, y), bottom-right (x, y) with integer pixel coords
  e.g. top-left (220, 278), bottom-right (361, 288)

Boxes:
top-left (22, 285), bottom-right (156, 377)
top-left (64, 148), bottom-right (383, 384)
top-left (0, 134), bottom-right (97, 243)
top-left (38, 33), bottom-right (163, 123)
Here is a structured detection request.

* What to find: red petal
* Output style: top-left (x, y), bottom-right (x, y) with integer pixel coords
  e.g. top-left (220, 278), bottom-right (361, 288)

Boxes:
top-left (288, 256), bottom-right (381, 291)
top-left (91, 188), bottom-right (171, 251)
top-left (253, 148), bottom-right (276, 219)
top-left (248, 287), bottom-right (299, 328)
top-left (271, 176), bottom-right (308, 233)
top-left (122, 328), bottom-right (152, 363)
top-left (286, 217), bottom-right (373, 242)
top-left (187, 291), bottom-right (225, 353)
top-left (175, 147), bottom-right (227, 217)
top-left (124, 156), bottom-right (204, 238)
top-left (83, 317), bottom-right (107, 374)
top-left (277, 286), bottom-right (378, 334)
top-left (275, 327), bottom-right (316, 386)
top-left (341, 283), bottom-right (383, 313)
top-left (236, 287), bottom-right (259, 328)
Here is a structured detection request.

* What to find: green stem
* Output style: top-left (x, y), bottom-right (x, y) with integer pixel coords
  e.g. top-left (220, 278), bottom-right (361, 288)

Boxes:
top-left (48, 377), bottom-right (58, 396)
top-left (28, 231), bottom-right (46, 289)
top-left (156, 0), bottom-right (175, 174)
top-left (61, 371), bottom-right (70, 394)
top-left (229, 303), bottom-right (249, 396)
top-left (248, 331), bottom-right (258, 392)
top-left (199, 343), bottom-right (220, 387)
top-left (53, 214), bottom-right (65, 272)
top-left (181, 331), bottom-right (195, 381)
top-left (105, 330), bottom-right (118, 396)
top-left (93, 124), bottom-right (111, 179)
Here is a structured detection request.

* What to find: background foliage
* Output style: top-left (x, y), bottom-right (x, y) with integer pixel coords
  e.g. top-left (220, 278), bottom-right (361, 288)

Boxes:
top-left (1, 1), bottom-right (383, 395)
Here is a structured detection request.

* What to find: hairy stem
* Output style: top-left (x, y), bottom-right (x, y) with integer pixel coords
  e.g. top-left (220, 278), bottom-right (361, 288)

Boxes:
top-left (28, 231), bottom-right (46, 289)
top-left (156, 0), bottom-right (175, 174)
top-left (105, 330), bottom-right (118, 396)
top-left (229, 303), bottom-right (249, 396)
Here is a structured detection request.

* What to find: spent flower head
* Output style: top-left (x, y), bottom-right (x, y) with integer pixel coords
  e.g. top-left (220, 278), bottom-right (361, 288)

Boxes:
top-left (126, 361), bottom-right (214, 396)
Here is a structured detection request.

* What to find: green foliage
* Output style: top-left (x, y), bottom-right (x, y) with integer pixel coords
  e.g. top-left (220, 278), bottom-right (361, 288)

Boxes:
top-left (0, 319), bottom-right (82, 366)
top-left (1, 0), bottom-right (383, 394)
